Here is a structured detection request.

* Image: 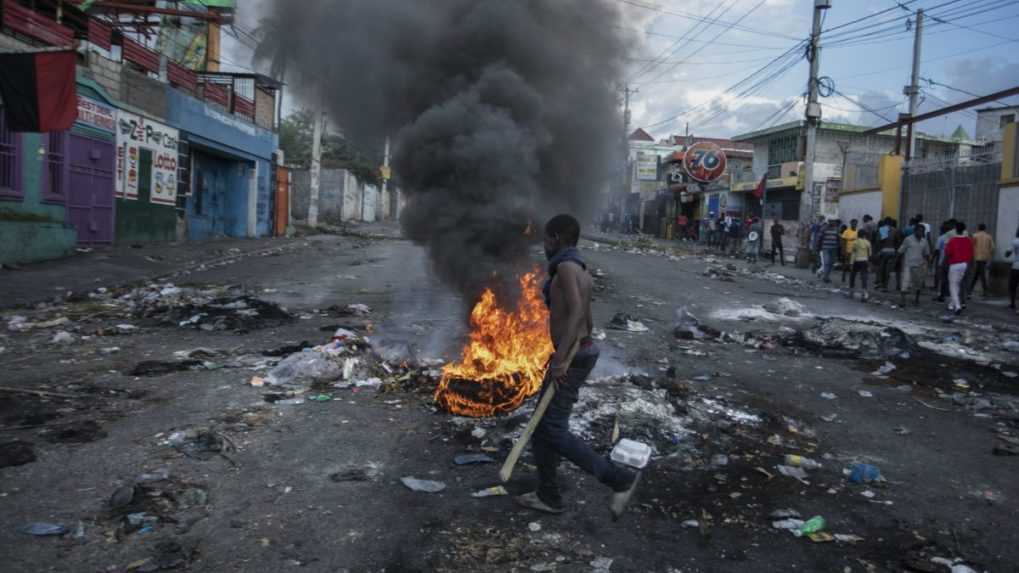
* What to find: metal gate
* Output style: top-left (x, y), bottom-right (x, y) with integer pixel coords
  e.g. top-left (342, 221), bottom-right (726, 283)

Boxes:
top-left (901, 160), bottom-right (1002, 234)
top-left (65, 133), bottom-right (115, 245)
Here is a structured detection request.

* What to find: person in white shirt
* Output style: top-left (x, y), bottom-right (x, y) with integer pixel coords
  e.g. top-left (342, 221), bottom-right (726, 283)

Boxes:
top-left (1007, 227), bottom-right (1019, 311)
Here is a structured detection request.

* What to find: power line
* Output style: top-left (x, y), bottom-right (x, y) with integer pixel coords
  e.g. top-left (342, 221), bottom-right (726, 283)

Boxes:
top-left (819, 0), bottom-right (920, 34)
top-left (831, 88), bottom-right (896, 123)
top-left (626, 0), bottom-right (733, 82)
top-left (921, 77), bottom-right (1018, 109)
top-left (823, 0), bottom-right (1014, 49)
top-left (614, 0), bottom-right (801, 41)
top-left (639, 40), bottom-right (806, 130)
top-left (751, 96), bottom-right (801, 131)
top-left (642, 0), bottom-right (767, 86)
top-left (613, 25), bottom-right (789, 50)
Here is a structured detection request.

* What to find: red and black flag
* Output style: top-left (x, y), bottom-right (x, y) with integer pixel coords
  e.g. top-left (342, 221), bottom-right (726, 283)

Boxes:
top-left (0, 50), bottom-right (77, 132)
top-left (752, 173), bottom-right (767, 200)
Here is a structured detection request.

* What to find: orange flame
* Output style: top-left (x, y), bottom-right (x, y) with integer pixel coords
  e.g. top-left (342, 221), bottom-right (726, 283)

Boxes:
top-left (434, 271), bottom-right (554, 417)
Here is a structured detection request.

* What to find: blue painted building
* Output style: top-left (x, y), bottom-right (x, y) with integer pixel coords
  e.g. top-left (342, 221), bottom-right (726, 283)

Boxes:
top-left (165, 85), bottom-right (278, 241)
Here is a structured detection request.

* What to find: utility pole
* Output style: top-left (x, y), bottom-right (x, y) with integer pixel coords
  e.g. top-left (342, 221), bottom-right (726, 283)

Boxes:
top-left (620, 84), bottom-right (638, 227)
top-left (308, 108), bottom-right (324, 227)
top-left (905, 8), bottom-right (925, 161)
top-left (801, 0), bottom-right (831, 265)
top-left (381, 137), bottom-right (392, 220)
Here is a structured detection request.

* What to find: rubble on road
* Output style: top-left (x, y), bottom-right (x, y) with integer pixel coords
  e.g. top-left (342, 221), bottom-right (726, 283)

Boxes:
top-left (607, 312), bottom-right (649, 333)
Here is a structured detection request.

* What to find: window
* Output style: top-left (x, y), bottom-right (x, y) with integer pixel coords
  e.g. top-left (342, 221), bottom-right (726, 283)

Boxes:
top-left (0, 107), bottom-right (21, 199)
top-left (768, 133), bottom-right (799, 165)
top-left (1001, 114), bottom-right (1015, 129)
top-left (41, 132), bottom-right (66, 203)
top-left (176, 140), bottom-right (190, 211)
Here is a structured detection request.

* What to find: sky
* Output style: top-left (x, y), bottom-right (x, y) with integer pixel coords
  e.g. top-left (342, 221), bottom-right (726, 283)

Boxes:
top-left (617, 0), bottom-right (1019, 142)
top-left (218, 0), bottom-right (1019, 143)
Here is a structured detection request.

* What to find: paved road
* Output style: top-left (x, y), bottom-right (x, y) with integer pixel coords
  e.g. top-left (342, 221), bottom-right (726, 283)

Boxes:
top-left (0, 232), bottom-right (1016, 572)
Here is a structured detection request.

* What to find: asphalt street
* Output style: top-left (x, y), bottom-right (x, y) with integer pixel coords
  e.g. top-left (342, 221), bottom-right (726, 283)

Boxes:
top-left (0, 230), bottom-right (1016, 572)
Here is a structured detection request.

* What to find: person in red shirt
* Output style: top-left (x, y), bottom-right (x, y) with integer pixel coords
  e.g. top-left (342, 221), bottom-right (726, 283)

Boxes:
top-left (944, 221), bottom-right (974, 314)
top-left (676, 214), bottom-right (689, 241)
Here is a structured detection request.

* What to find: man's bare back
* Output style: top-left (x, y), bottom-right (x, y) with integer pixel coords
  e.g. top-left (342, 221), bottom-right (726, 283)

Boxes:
top-left (548, 261), bottom-right (593, 372)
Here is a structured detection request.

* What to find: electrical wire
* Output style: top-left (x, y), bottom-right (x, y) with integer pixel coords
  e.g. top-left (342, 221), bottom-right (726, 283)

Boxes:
top-left (639, 40), bottom-right (806, 130)
top-left (613, 25), bottom-right (789, 50)
top-left (751, 96), bottom-right (801, 132)
top-left (642, 0), bottom-right (768, 86)
top-left (831, 88), bottom-right (896, 124)
top-left (614, 0), bottom-right (802, 41)
top-left (626, 0), bottom-right (734, 82)
top-left (824, 0), bottom-right (1015, 49)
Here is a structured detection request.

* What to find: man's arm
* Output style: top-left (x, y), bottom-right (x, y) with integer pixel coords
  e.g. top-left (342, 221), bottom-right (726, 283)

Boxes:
top-left (548, 262), bottom-right (585, 380)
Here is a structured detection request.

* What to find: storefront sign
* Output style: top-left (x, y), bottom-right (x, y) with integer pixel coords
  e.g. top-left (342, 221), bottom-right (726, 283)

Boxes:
top-left (115, 111), bottom-right (179, 205)
top-left (636, 151), bottom-right (658, 181)
top-left (683, 142), bottom-right (727, 184)
top-left (76, 96), bottom-right (116, 132)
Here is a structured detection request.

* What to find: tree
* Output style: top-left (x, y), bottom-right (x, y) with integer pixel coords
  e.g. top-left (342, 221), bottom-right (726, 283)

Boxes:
top-left (278, 110), bottom-right (383, 187)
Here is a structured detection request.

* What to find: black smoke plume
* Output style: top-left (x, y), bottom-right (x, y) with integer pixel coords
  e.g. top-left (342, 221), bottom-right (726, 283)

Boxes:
top-left (262, 0), bottom-right (630, 300)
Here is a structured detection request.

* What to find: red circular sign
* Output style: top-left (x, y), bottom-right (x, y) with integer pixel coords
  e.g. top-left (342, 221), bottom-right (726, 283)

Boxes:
top-left (683, 142), bottom-right (728, 183)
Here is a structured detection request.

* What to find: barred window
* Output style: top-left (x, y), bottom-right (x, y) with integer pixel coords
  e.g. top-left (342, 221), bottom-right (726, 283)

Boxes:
top-left (42, 132), bottom-right (66, 203)
top-left (0, 107), bottom-right (22, 199)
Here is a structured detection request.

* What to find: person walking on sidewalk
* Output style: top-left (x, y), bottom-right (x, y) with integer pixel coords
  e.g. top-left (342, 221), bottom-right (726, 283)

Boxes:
top-left (876, 218), bottom-right (901, 291)
top-left (849, 229), bottom-right (872, 301)
top-left (899, 224), bottom-right (931, 306)
top-left (745, 218), bottom-right (762, 263)
top-left (945, 221), bottom-right (973, 315)
top-left (934, 220), bottom-right (957, 302)
top-left (770, 219), bottom-right (786, 266)
top-left (819, 219), bottom-right (840, 283)
top-left (841, 220), bottom-right (859, 284)
top-left (516, 214), bottom-right (639, 519)
top-left (1007, 228), bottom-right (1019, 311)
top-left (970, 223), bottom-right (995, 297)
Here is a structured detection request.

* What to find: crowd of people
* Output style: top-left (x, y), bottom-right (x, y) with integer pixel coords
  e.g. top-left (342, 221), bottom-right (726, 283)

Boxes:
top-left (601, 207), bottom-right (1019, 315)
top-left (806, 213), bottom-right (1008, 315)
top-left (690, 210), bottom-right (1016, 316)
top-left (694, 213), bottom-right (786, 265)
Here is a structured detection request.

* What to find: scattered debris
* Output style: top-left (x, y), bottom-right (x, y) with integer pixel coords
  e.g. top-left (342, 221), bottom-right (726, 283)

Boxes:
top-left (471, 485), bottom-right (509, 498)
top-left (454, 453), bottom-right (496, 465)
top-left (50, 331), bottom-right (74, 344)
top-left (775, 465), bottom-right (809, 482)
top-left (762, 297), bottom-right (806, 317)
top-left (847, 463), bottom-right (883, 484)
top-left (607, 313), bottom-right (649, 333)
top-left (401, 477), bottom-right (446, 493)
top-left (19, 522), bottom-right (68, 536)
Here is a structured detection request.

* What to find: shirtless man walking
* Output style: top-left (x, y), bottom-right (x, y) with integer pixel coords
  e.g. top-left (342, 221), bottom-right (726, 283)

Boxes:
top-left (515, 214), bottom-right (640, 519)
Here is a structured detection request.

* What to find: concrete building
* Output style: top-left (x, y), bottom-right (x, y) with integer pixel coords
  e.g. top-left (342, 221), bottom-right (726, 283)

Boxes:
top-left (289, 167), bottom-right (396, 226)
top-left (732, 120), bottom-right (973, 228)
top-left (976, 106), bottom-right (1018, 143)
top-left (0, 1), bottom-right (282, 265)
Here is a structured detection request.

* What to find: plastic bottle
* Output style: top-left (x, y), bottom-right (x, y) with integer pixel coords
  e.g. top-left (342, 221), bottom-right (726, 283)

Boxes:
top-left (784, 454), bottom-right (822, 470)
top-left (796, 516), bottom-right (826, 537)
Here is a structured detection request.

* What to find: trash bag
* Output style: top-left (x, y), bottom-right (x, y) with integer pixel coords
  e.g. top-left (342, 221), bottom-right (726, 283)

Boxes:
top-left (265, 350), bottom-right (342, 386)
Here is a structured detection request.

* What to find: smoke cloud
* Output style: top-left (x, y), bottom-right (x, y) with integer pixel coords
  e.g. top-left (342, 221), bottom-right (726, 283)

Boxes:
top-left (262, 0), bottom-right (631, 300)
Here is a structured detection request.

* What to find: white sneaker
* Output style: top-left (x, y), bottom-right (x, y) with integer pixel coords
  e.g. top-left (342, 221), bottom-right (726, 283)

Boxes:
top-left (609, 471), bottom-right (641, 521)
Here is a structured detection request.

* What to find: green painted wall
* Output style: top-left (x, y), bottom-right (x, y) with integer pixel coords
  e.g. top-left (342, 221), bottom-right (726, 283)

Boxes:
top-left (0, 133), bottom-right (77, 265)
top-left (114, 149), bottom-right (177, 244)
